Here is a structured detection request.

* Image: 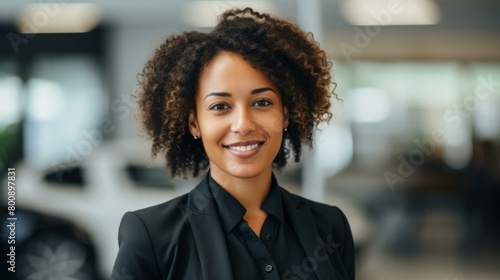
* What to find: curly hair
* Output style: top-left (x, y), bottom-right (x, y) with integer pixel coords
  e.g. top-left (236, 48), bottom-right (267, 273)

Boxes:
top-left (137, 8), bottom-right (336, 178)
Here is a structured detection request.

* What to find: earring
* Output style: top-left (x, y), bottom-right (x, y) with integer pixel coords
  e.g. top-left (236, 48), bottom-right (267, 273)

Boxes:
top-left (194, 135), bottom-right (198, 139)
top-left (284, 128), bottom-right (288, 132)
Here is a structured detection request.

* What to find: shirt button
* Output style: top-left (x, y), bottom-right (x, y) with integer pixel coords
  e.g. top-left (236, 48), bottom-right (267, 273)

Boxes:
top-left (265, 234), bottom-right (272, 241)
top-left (265, 265), bottom-right (273, 272)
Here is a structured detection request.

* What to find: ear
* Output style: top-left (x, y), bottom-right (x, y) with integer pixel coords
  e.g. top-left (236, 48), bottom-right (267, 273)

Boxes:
top-left (283, 106), bottom-right (289, 128)
top-left (188, 110), bottom-right (200, 137)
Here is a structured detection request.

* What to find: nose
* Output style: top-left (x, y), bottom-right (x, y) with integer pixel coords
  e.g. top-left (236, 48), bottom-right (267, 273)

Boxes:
top-left (231, 106), bottom-right (255, 135)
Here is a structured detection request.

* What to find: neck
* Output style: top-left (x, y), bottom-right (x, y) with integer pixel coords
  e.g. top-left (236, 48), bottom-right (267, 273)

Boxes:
top-left (210, 168), bottom-right (272, 213)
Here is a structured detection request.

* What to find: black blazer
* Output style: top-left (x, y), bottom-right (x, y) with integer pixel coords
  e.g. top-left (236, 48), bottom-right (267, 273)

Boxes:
top-left (112, 174), bottom-right (355, 280)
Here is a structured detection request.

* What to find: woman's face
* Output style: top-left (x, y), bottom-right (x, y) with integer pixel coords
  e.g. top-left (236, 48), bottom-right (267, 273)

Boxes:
top-left (189, 51), bottom-right (288, 182)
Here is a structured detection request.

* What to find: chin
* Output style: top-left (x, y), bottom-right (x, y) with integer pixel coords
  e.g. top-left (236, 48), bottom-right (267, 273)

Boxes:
top-left (225, 163), bottom-right (269, 179)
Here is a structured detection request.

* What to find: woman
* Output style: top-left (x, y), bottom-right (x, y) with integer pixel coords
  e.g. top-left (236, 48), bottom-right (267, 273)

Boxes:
top-left (112, 8), bottom-right (354, 280)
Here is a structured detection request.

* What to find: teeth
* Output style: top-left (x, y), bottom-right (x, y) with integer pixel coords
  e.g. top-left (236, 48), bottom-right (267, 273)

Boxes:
top-left (229, 144), bottom-right (259, 152)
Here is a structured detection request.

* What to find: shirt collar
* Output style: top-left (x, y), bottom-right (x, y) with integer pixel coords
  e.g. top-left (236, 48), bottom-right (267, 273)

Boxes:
top-left (208, 172), bottom-right (285, 234)
top-left (262, 174), bottom-right (285, 226)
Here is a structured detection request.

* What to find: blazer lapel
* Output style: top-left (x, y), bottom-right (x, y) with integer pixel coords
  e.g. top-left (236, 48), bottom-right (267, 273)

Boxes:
top-left (281, 189), bottom-right (338, 280)
top-left (186, 176), bottom-right (233, 280)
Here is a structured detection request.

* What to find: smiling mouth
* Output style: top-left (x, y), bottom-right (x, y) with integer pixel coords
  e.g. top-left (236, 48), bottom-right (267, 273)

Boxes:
top-left (227, 143), bottom-right (260, 152)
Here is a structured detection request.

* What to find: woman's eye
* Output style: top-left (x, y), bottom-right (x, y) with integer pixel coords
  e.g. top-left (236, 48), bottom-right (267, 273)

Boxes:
top-left (209, 103), bottom-right (229, 111)
top-left (254, 100), bottom-right (271, 107)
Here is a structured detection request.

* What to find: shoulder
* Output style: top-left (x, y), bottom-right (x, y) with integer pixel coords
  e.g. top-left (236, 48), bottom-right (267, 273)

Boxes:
top-left (133, 193), bottom-right (190, 223)
top-left (120, 174), bottom-right (212, 238)
top-left (281, 187), bottom-right (347, 221)
top-left (113, 193), bottom-right (196, 279)
top-left (118, 193), bottom-right (191, 241)
top-left (280, 187), bottom-right (351, 238)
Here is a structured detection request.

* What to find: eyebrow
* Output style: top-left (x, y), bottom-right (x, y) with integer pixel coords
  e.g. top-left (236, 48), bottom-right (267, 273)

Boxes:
top-left (203, 87), bottom-right (276, 100)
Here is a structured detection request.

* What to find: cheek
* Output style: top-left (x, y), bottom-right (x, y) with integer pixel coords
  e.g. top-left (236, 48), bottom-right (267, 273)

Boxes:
top-left (262, 109), bottom-right (285, 135)
top-left (199, 119), bottom-right (225, 144)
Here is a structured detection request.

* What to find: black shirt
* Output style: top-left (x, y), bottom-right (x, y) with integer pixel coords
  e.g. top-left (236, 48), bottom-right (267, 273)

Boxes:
top-left (208, 174), bottom-right (319, 280)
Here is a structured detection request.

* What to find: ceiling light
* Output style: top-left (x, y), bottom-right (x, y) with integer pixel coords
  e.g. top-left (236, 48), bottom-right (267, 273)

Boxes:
top-left (341, 0), bottom-right (440, 26)
top-left (17, 3), bottom-right (100, 33)
top-left (183, 1), bottom-right (277, 28)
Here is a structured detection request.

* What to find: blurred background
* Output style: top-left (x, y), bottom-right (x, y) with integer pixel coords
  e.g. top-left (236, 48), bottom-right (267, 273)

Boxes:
top-left (1, 0), bottom-right (499, 279)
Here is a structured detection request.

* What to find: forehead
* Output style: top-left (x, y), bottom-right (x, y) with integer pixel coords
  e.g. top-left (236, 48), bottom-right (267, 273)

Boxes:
top-left (198, 51), bottom-right (275, 94)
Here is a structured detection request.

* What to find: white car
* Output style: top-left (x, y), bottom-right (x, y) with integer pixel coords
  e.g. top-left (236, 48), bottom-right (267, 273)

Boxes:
top-left (15, 139), bottom-right (198, 278)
